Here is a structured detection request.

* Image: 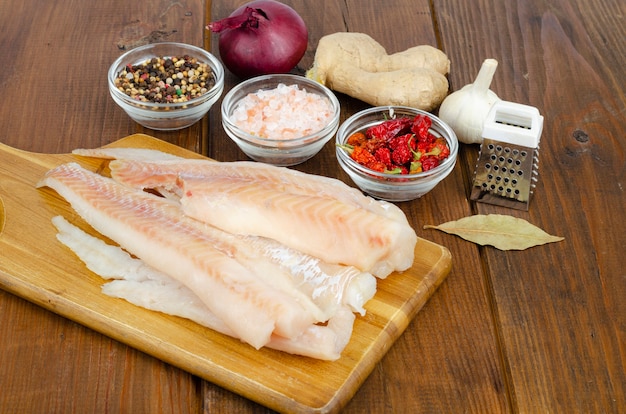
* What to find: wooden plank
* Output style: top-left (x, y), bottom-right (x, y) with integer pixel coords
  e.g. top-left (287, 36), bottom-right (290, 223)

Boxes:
top-left (435, 0), bottom-right (626, 412)
top-left (0, 290), bottom-right (203, 413)
top-left (0, 135), bottom-right (451, 413)
top-left (0, 0), bottom-right (208, 153)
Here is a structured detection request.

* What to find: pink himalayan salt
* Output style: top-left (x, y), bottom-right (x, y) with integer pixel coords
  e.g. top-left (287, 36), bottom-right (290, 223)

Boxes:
top-left (232, 83), bottom-right (333, 140)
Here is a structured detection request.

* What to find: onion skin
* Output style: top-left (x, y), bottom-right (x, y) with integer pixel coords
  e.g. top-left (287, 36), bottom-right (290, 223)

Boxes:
top-left (208, 0), bottom-right (308, 79)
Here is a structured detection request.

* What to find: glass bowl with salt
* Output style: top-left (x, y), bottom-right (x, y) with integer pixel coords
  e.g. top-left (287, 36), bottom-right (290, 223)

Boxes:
top-left (221, 74), bottom-right (340, 166)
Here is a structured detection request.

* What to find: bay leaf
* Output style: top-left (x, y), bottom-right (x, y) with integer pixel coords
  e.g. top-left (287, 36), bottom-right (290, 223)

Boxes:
top-left (423, 214), bottom-right (564, 250)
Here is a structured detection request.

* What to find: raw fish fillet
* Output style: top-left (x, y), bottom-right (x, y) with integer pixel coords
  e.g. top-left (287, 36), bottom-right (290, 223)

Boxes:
top-left (72, 147), bottom-right (183, 161)
top-left (38, 163), bottom-right (325, 349)
top-left (180, 176), bottom-right (413, 277)
top-left (235, 234), bottom-right (375, 316)
top-left (103, 157), bottom-right (417, 278)
top-left (106, 156), bottom-right (409, 223)
top-left (52, 215), bottom-right (354, 360)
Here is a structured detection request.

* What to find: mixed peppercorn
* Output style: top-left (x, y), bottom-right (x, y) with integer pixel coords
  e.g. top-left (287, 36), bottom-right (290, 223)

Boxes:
top-left (340, 114), bottom-right (451, 174)
top-left (114, 56), bottom-right (215, 103)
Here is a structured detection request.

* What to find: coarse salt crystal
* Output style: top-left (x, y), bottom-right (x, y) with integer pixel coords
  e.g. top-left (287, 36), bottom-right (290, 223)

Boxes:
top-left (232, 84), bottom-right (333, 140)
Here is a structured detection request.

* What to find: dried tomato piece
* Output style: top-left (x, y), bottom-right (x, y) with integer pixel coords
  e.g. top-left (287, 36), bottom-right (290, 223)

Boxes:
top-left (421, 156), bottom-right (439, 171)
top-left (428, 137), bottom-right (451, 160)
top-left (346, 131), bottom-right (366, 146)
top-left (411, 114), bottom-right (432, 140)
top-left (366, 117), bottom-right (412, 141)
top-left (374, 147), bottom-right (393, 169)
top-left (350, 146), bottom-right (386, 172)
top-left (388, 133), bottom-right (414, 165)
top-left (363, 136), bottom-right (385, 154)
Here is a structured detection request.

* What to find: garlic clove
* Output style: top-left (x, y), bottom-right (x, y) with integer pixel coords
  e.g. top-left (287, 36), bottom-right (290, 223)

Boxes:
top-left (438, 59), bottom-right (501, 144)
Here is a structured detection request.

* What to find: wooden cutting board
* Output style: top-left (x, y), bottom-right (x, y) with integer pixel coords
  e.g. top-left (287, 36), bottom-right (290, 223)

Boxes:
top-left (0, 134), bottom-right (451, 414)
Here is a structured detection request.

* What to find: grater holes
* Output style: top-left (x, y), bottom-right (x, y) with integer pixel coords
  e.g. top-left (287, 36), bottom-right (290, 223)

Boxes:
top-left (472, 138), bottom-right (537, 205)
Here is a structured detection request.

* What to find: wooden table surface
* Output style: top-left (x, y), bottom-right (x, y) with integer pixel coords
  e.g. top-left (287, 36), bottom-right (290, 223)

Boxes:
top-left (0, 0), bottom-right (624, 412)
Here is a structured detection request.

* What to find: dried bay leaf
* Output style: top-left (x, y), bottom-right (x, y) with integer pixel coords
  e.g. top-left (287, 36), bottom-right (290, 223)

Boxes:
top-left (424, 214), bottom-right (564, 250)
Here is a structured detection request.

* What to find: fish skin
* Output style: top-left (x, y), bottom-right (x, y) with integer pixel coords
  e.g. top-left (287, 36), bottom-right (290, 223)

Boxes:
top-left (39, 163), bottom-right (321, 349)
top-left (108, 158), bottom-right (417, 277)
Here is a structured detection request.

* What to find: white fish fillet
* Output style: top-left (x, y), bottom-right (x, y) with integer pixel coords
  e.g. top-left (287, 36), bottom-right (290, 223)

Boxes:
top-left (179, 175), bottom-right (413, 277)
top-left (236, 234), bottom-right (375, 316)
top-left (39, 163), bottom-right (322, 349)
top-left (105, 158), bottom-right (417, 277)
top-left (107, 157), bottom-right (409, 223)
top-left (72, 147), bottom-right (183, 161)
top-left (50, 181), bottom-right (375, 318)
top-left (52, 215), bottom-right (353, 360)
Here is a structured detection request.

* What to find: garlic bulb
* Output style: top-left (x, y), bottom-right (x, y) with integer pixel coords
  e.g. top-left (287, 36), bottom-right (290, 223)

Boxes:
top-left (438, 59), bottom-right (501, 144)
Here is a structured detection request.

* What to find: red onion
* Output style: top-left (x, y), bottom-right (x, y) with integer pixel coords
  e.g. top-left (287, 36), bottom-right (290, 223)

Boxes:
top-left (207, 0), bottom-right (308, 78)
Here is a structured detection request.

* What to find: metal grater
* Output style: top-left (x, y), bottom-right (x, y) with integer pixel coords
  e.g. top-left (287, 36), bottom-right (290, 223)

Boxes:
top-left (470, 101), bottom-right (544, 211)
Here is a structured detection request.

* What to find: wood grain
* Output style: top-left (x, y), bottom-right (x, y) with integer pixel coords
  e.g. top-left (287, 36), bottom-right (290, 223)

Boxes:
top-left (1, 0), bottom-right (624, 412)
top-left (0, 135), bottom-right (451, 413)
top-left (436, 0), bottom-right (626, 412)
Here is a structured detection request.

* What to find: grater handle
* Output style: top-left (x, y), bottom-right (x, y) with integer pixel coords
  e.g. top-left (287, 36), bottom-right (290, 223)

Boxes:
top-left (482, 101), bottom-right (544, 148)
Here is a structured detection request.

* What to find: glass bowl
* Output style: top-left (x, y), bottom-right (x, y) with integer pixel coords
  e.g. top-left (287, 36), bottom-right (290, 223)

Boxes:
top-left (108, 42), bottom-right (224, 130)
top-left (221, 74), bottom-right (340, 166)
top-left (335, 106), bottom-right (458, 202)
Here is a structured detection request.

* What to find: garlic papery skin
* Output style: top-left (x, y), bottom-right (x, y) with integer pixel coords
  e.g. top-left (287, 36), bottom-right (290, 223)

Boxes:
top-left (438, 59), bottom-right (501, 144)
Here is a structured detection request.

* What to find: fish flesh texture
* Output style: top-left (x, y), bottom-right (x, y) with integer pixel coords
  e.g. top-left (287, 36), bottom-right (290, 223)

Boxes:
top-left (233, 234), bottom-right (375, 317)
top-left (72, 147), bottom-right (183, 161)
top-left (101, 156), bottom-right (417, 278)
top-left (51, 215), bottom-right (354, 360)
top-left (39, 163), bottom-right (325, 349)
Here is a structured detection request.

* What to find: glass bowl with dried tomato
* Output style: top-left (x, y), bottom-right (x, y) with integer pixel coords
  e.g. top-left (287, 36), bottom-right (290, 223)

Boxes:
top-left (335, 106), bottom-right (458, 201)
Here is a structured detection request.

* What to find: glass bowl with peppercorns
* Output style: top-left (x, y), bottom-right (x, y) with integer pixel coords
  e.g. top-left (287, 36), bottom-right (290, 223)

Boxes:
top-left (108, 42), bottom-right (224, 130)
top-left (335, 106), bottom-right (458, 202)
top-left (221, 74), bottom-right (341, 166)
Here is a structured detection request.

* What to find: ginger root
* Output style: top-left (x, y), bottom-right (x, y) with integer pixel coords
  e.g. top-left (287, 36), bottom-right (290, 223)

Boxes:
top-left (306, 32), bottom-right (450, 111)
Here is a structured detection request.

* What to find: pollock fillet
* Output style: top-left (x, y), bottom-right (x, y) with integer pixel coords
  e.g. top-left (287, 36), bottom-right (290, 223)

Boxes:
top-left (100, 156), bottom-right (417, 278)
top-left (52, 215), bottom-right (354, 360)
top-left (38, 163), bottom-right (325, 349)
